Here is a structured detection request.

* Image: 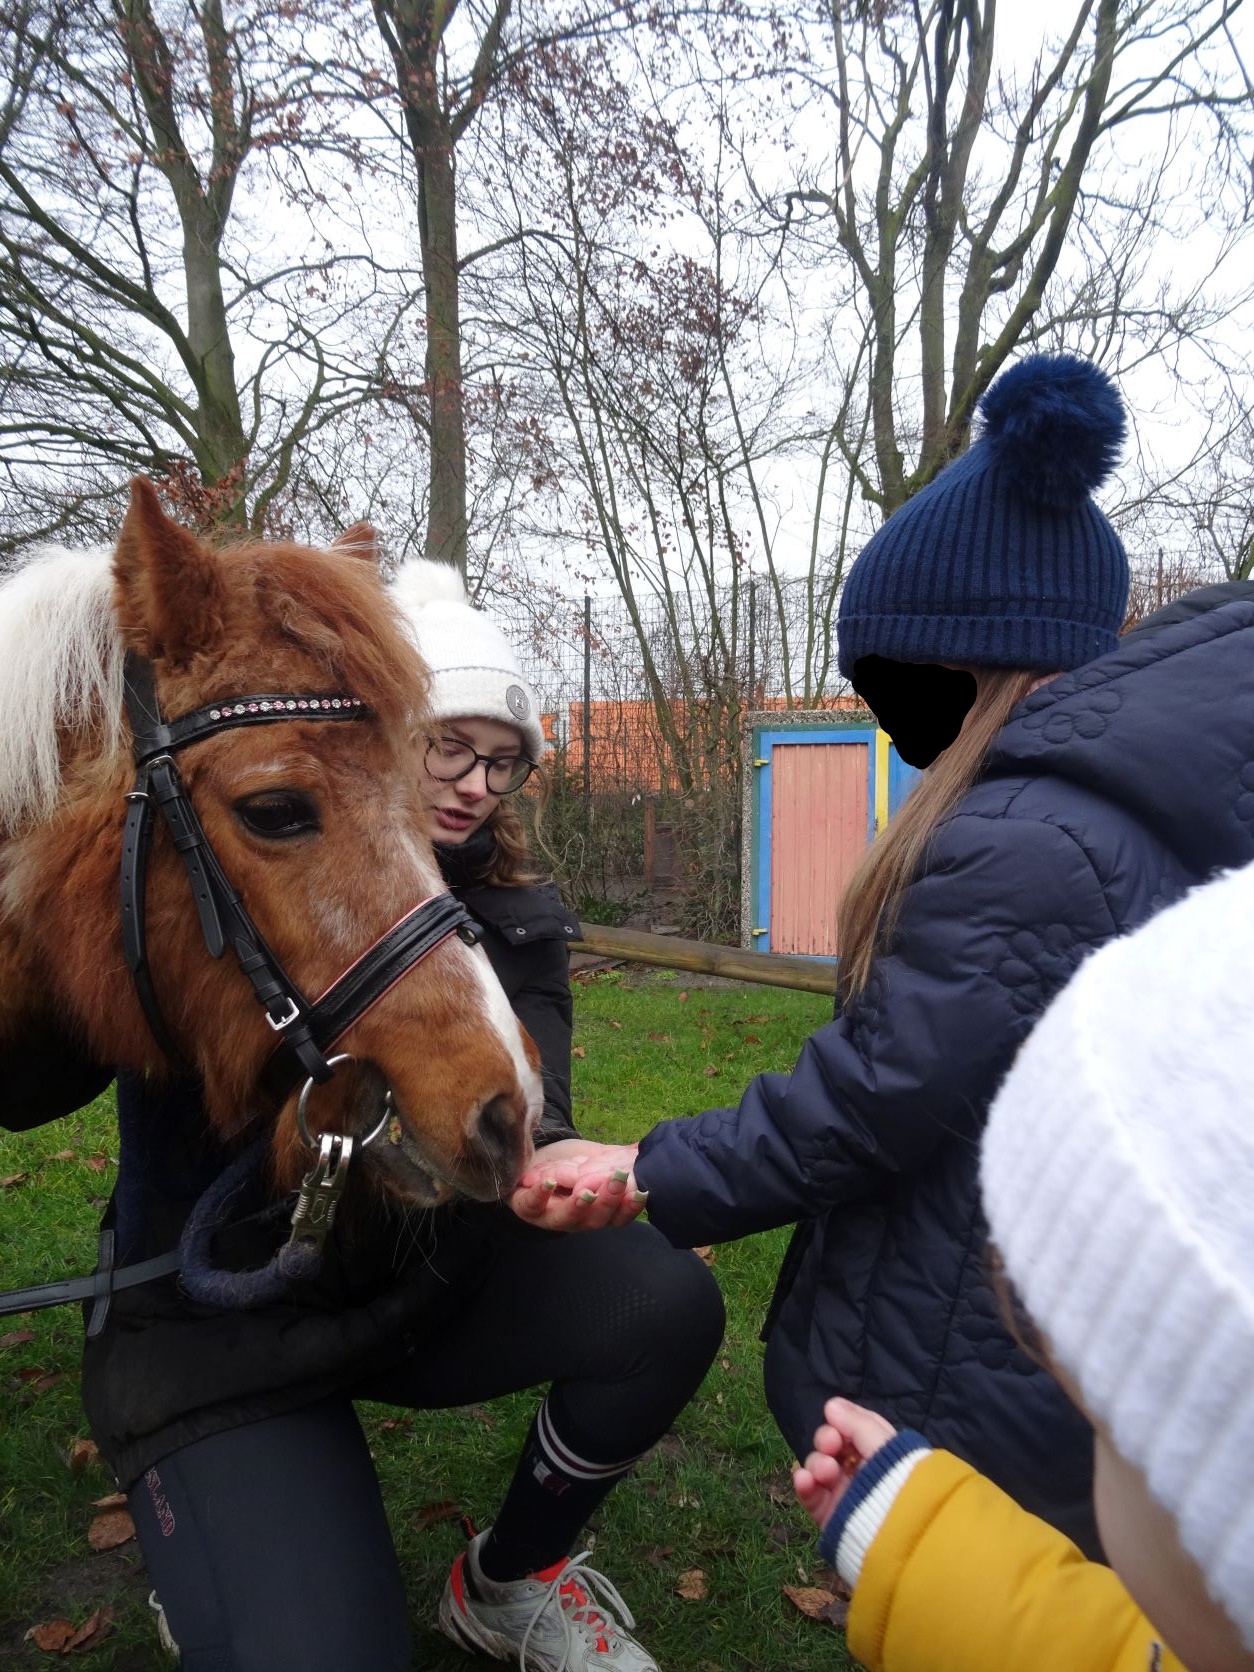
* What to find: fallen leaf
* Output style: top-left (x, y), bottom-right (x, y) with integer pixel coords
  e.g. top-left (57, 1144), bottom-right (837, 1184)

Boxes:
top-left (675, 1568), bottom-right (707, 1601)
top-left (66, 1607), bottom-right (116, 1652)
top-left (1, 1172), bottom-right (27, 1189)
top-left (469, 1406), bottom-right (497, 1426)
top-left (702, 1064), bottom-right (720, 1077)
top-left (609, 1020), bottom-right (622, 1030)
top-left (571, 1046), bottom-right (586, 1059)
top-left (692, 1246), bottom-right (715, 1265)
top-left (768, 1523), bottom-right (806, 1548)
top-left (91, 1491), bottom-right (127, 1510)
top-left (87, 1508), bottom-right (135, 1551)
top-left (677, 991), bottom-right (689, 1003)
top-left (377, 1416), bottom-right (412, 1431)
top-left (647, 1031), bottom-right (672, 1043)
top-left (85, 1155), bottom-right (109, 1173)
top-left (25, 1618), bottom-right (76, 1651)
top-left (644, 1544), bottom-right (674, 1567)
top-left (48, 1149), bottom-right (75, 1161)
top-left (0, 1329), bottom-right (36, 1351)
top-left (67, 1437), bottom-right (100, 1475)
top-left (413, 1498), bottom-right (460, 1534)
top-left (742, 1034), bottom-right (761, 1045)
top-left (15, 1368), bottom-right (62, 1395)
top-left (782, 1584), bottom-right (848, 1627)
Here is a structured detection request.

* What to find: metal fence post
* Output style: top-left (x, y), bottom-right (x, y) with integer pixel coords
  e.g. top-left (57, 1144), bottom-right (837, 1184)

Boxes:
top-left (583, 593), bottom-right (592, 815)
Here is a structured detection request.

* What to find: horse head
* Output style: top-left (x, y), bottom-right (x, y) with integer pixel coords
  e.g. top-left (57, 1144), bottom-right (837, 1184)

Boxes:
top-left (0, 480), bottom-right (542, 1203)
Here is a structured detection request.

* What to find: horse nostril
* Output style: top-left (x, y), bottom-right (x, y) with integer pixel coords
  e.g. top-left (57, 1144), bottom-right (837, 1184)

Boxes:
top-left (475, 1093), bottom-right (524, 1178)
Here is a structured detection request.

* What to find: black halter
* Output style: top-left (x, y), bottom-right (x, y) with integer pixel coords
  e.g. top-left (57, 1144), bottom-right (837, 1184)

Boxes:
top-left (120, 650), bottom-right (480, 1106)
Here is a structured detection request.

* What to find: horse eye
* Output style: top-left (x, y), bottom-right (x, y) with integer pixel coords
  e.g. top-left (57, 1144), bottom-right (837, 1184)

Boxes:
top-left (234, 792), bottom-right (321, 840)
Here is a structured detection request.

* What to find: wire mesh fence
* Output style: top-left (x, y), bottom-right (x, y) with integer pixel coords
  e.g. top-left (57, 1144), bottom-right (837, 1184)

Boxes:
top-left (486, 575), bottom-right (856, 938)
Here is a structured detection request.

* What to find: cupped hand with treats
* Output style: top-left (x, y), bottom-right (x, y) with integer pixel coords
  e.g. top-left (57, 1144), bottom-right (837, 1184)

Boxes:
top-left (508, 1138), bottom-right (646, 1231)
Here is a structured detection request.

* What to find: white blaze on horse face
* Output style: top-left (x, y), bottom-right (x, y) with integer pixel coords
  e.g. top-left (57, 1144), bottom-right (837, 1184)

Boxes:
top-left (465, 943), bottom-right (544, 1134)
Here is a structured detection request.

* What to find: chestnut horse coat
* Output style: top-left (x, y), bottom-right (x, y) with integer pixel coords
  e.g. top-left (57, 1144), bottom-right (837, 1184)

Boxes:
top-left (79, 845), bottom-right (579, 1486)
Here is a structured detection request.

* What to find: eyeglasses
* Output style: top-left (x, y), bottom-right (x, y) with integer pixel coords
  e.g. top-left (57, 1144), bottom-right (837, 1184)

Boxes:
top-left (424, 736), bottom-right (537, 795)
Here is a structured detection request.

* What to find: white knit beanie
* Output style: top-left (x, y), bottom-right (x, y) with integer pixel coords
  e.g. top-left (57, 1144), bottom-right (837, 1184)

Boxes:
top-left (389, 560), bottom-right (545, 762)
top-left (982, 860), bottom-right (1254, 1650)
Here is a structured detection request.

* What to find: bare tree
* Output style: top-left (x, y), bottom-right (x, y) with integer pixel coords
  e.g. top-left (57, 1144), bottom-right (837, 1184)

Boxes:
top-left (0, 0), bottom-right (408, 545)
top-left (778, 0), bottom-right (1253, 516)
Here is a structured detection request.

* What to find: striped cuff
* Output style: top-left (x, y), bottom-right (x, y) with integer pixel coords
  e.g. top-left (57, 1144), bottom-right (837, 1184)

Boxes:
top-left (817, 1430), bottom-right (931, 1586)
top-left (535, 1396), bottom-right (643, 1483)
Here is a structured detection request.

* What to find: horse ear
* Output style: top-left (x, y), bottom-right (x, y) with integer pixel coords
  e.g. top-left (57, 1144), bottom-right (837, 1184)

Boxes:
top-left (332, 523), bottom-right (381, 567)
top-left (113, 479), bottom-right (229, 665)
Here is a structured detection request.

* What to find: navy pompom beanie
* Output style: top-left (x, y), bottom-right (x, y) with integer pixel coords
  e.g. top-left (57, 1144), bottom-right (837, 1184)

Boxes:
top-left (837, 354), bottom-right (1130, 678)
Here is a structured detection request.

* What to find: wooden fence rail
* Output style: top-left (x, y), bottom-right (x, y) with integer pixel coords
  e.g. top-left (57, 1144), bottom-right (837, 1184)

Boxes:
top-left (572, 923), bottom-right (838, 997)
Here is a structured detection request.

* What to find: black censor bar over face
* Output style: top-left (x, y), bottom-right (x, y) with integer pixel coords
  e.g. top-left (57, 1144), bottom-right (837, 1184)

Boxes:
top-left (852, 655), bottom-right (977, 769)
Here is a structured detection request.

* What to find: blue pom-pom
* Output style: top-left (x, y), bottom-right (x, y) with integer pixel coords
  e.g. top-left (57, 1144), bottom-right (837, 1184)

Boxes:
top-left (979, 354), bottom-right (1126, 508)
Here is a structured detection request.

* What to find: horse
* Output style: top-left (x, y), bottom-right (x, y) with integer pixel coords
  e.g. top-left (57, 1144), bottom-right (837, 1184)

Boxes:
top-left (0, 479), bottom-right (542, 1206)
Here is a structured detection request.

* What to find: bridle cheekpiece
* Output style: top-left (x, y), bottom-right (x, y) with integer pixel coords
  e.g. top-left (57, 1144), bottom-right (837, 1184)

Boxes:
top-left (120, 649), bottom-right (481, 1111)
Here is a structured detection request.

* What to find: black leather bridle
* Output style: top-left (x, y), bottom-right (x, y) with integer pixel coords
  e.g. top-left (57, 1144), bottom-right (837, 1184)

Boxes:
top-left (0, 653), bottom-right (486, 1327)
top-left (120, 650), bottom-right (481, 1106)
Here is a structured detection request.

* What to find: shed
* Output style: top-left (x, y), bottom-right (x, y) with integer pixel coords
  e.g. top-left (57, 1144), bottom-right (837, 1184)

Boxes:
top-left (741, 711), bottom-right (921, 958)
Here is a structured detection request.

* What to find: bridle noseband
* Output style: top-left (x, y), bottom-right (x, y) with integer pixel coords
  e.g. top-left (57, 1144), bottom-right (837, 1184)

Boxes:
top-left (120, 650), bottom-right (481, 1109)
top-left (0, 651), bottom-right (489, 1328)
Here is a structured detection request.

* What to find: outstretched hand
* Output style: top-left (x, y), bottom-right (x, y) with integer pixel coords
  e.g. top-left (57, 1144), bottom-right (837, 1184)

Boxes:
top-left (508, 1138), bottom-right (646, 1232)
top-left (793, 1398), bottom-right (898, 1529)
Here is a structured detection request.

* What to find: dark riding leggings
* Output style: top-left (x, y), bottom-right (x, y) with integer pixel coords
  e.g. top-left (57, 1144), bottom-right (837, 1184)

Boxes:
top-left (127, 1220), bottom-right (724, 1672)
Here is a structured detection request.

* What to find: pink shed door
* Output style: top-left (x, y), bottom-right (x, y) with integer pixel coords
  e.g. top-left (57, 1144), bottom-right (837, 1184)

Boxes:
top-left (769, 743), bottom-right (868, 955)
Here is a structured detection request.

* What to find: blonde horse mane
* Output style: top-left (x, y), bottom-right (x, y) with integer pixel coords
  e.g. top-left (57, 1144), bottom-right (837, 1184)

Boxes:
top-left (0, 546), bottom-right (125, 835)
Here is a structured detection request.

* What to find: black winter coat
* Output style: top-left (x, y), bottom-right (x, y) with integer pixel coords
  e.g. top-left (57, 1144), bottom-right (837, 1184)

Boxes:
top-left (81, 851), bottom-right (579, 1486)
top-left (634, 589), bottom-right (1254, 1555)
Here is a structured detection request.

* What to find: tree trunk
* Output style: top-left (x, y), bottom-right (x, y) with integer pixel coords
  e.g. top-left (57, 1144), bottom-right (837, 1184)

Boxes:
top-left (417, 133), bottom-right (468, 569)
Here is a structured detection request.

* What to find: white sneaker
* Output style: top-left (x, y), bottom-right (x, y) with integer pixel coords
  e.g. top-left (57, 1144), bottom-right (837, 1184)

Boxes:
top-left (438, 1528), bottom-right (660, 1671)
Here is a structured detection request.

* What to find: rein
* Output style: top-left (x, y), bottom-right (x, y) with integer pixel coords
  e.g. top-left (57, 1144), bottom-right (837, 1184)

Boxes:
top-left (0, 653), bottom-right (485, 1329)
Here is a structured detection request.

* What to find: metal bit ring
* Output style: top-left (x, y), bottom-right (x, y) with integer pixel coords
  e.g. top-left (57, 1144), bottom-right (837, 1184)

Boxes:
top-left (295, 1053), bottom-right (394, 1152)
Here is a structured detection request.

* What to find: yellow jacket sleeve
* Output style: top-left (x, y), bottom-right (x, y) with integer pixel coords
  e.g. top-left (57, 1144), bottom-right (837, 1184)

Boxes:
top-left (849, 1451), bottom-right (1185, 1672)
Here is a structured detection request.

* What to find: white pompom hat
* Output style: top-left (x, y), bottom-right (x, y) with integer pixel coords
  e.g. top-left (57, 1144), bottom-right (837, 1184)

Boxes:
top-left (389, 559), bottom-right (545, 764)
top-left (981, 860), bottom-right (1254, 1650)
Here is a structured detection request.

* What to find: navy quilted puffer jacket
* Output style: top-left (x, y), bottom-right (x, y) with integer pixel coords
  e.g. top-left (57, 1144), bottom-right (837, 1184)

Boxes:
top-left (635, 589), bottom-right (1254, 1555)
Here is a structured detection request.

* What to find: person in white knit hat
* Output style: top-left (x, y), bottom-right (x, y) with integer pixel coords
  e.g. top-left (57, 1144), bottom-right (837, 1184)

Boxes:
top-left (792, 857), bottom-right (1254, 1672)
top-left (382, 560), bottom-right (724, 1672)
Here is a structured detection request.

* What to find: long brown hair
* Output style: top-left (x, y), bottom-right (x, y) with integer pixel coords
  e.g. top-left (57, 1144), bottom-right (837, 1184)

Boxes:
top-left (836, 668), bottom-right (1039, 1002)
top-left (481, 773), bottom-right (549, 888)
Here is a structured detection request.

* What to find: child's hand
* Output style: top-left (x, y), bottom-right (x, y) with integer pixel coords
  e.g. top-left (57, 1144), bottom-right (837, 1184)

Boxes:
top-left (793, 1398), bottom-right (899, 1528)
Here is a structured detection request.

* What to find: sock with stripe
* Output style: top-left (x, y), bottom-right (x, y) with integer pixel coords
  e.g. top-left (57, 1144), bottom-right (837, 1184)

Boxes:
top-left (476, 1392), bottom-right (645, 1582)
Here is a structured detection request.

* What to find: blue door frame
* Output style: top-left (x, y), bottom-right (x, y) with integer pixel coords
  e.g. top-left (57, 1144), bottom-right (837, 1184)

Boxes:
top-left (749, 723), bottom-right (920, 957)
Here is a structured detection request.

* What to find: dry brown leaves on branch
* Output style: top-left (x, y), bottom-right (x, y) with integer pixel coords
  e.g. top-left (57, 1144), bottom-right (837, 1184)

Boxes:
top-left (25, 1606), bottom-right (115, 1653)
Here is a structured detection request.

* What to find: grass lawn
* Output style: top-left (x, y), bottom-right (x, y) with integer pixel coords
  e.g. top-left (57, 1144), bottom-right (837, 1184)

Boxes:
top-left (0, 975), bottom-right (859, 1671)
